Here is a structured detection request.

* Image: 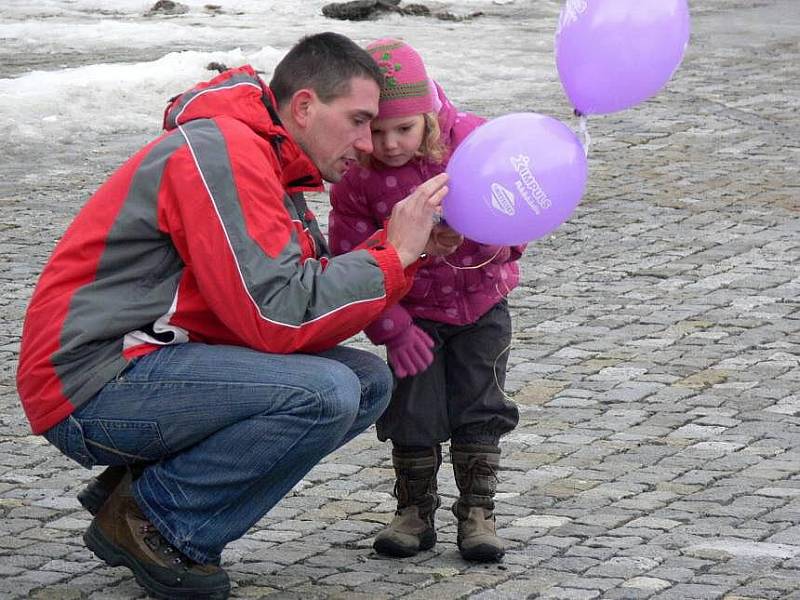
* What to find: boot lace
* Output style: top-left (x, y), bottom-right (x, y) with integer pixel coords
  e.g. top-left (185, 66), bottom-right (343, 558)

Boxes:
top-left (139, 522), bottom-right (197, 573)
top-left (392, 478), bottom-right (411, 513)
top-left (392, 472), bottom-right (438, 513)
top-left (461, 455), bottom-right (498, 506)
top-left (466, 455), bottom-right (497, 484)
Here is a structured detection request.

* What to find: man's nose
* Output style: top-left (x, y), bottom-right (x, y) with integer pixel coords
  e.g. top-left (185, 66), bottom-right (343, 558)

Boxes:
top-left (355, 133), bottom-right (373, 154)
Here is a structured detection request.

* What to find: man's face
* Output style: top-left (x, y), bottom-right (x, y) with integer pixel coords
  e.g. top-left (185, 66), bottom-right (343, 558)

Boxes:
top-left (302, 76), bottom-right (380, 182)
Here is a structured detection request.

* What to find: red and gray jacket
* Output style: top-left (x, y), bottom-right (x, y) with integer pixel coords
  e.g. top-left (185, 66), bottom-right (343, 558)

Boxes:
top-left (17, 65), bottom-right (415, 434)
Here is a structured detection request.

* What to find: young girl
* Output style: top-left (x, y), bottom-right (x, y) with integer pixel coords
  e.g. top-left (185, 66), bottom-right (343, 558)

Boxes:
top-left (329, 38), bottom-right (523, 563)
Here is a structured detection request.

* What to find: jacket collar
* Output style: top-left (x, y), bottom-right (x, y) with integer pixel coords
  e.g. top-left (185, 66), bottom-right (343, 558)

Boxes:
top-left (163, 65), bottom-right (323, 193)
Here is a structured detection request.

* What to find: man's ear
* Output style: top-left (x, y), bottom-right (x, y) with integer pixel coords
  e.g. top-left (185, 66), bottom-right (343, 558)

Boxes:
top-left (289, 89), bottom-right (316, 129)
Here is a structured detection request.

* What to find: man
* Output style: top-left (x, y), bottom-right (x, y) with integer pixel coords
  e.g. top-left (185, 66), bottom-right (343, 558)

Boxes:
top-left (16, 32), bottom-right (454, 600)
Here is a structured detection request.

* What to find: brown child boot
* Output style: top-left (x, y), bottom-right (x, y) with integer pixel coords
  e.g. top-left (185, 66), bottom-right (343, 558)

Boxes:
top-left (373, 445), bottom-right (441, 557)
top-left (451, 444), bottom-right (505, 562)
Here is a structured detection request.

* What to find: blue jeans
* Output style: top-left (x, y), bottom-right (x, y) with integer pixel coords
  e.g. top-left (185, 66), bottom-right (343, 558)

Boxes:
top-left (44, 343), bottom-right (391, 564)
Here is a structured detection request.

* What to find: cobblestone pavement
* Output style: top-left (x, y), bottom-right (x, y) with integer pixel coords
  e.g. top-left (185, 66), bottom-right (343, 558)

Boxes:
top-left (1, 1), bottom-right (799, 598)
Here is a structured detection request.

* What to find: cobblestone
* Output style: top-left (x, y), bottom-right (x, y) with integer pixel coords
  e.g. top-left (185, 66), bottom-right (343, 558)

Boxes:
top-left (2, 0), bottom-right (800, 598)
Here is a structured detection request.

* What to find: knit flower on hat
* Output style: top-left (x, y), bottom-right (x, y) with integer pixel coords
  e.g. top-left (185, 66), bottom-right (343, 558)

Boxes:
top-left (376, 53), bottom-right (403, 89)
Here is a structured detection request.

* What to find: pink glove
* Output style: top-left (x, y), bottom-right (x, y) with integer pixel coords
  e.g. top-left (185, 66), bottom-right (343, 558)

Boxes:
top-left (385, 325), bottom-right (435, 378)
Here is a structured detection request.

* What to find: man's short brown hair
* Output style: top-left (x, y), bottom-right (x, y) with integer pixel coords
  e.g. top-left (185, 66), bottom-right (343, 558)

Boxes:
top-left (270, 32), bottom-right (383, 106)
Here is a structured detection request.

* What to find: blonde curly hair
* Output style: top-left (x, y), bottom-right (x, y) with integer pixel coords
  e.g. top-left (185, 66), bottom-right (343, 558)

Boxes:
top-left (415, 112), bottom-right (448, 164)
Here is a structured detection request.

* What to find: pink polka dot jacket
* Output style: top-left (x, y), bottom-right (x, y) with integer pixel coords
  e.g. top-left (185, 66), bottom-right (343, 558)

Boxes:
top-left (329, 82), bottom-right (526, 346)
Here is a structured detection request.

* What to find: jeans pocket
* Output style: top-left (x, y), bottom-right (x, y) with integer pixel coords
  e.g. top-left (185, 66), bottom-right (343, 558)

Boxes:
top-left (79, 419), bottom-right (170, 465)
top-left (43, 416), bottom-right (98, 468)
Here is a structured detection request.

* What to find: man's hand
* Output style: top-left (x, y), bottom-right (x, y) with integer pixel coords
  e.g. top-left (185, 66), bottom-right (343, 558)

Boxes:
top-left (426, 223), bottom-right (463, 257)
top-left (386, 173), bottom-right (449, 267)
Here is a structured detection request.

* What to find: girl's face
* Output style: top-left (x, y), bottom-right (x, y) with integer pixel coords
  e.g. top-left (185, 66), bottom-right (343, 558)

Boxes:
top-left (369, 114), bottom-right (426, 167)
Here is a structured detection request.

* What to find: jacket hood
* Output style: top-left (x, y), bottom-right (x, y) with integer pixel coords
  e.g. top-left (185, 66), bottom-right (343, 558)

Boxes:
top-left (432, 80), bottom-right (458, 147)
top-left (162, 65), bottom-right (323, 192)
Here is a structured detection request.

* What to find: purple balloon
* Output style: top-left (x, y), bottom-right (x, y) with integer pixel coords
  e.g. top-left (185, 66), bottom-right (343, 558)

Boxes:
top-left (443, 113), bottom-right (588, 246)
top-left (555, 0), bottom-right (691, 115)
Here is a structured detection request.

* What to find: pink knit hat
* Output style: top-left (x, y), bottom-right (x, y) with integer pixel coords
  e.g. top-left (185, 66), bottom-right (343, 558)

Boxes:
top-left (367, 38), bottom-right (435, 119)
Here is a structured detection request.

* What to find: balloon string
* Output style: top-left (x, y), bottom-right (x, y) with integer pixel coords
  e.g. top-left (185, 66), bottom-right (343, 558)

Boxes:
top-left (441, 247), bottom-right (503, 270)
top-left (440, 252), bottom-right (516, 401)
top-left (437, 250), bottom-right (516, 399)
top-left (494, 278), bottom-right (515, 402)
top-left (494, 338), bottom-right (513, 401)
top-left (578, 114), bottom-right (591, 157)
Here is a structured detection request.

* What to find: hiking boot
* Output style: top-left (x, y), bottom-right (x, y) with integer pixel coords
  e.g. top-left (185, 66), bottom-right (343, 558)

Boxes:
top-left (78, 465), bottom-right (128, 515)
top-left (373, 445), bottom-right (441, 557)
top-left (451, 444), bottom-right (505, 562)
top-left (78, 464), bottom-right (147, 515)
top-left (84, 472), bottom-right (230, 599)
